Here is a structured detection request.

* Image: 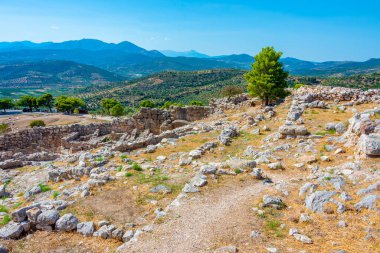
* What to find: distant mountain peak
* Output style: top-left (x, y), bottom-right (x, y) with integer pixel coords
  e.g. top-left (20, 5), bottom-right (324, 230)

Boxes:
top-left (160, 50), bottom-right (210, 58)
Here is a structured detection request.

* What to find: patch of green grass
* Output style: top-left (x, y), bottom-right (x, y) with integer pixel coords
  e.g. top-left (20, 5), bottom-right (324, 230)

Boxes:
top-left (264, 219), bottom-right (284, 238)
top-left (13, 202), bottom-right (23, 208)
top-left (120, 154), bottom-right (128, 159)
top-left (310, 110), bottom-right (319, 114)
top-left (38, 183), bottom-right (52, 192)
top-left (0, 123), bottom-right (10, 134)
top-left (135, 170), bottom-right (170, 186)
top-left (0, 205), bottom-right (8, 213)
top-left (132, 163), bottom-right (143, 171)
top-left (52, 191), bottom-right (60, 199)
top-left (95, 156), bottom-right (104, 162)
top-left (125, 172), bottom-right (133, 177)
top-left (234, 168), bottom-right (242, 174)
top-left (4, 179), bottom-right (12, 186)
top-left (0, 214), bottom-right (11, 226)
top-left (117, 165), bottom-right (123, 172)
top-left (315, 129), bottom-right (336, 136)
top-left (324, 176), bottom-right (332, 181)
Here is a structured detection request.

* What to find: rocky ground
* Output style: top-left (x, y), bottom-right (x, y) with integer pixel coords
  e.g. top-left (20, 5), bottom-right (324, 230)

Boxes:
top-left (0, 86), bottom-right (379, 253)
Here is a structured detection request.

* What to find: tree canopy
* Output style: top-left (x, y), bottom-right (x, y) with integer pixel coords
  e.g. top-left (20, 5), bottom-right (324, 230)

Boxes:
top-left (0, 98), bottom-right (14, 112)
top-left (37, 93), bottom-right (55, 111)
top-left (101, 98), bottom-right (119, 114)
top-left (244, 47), bottom-right (289, 105)
top-left (18, 95), bottom-right (38, 111)
top-left (55, 96), bottom-right (85, 114)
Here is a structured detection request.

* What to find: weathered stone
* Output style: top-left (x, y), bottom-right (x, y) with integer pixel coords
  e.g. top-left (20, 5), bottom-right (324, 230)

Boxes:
top-left (36, 210), bottom-right (60, 226)
top-left (214, 245), bottom-right (238, 253)
top-left (359, 134), bottom-right (380, 156)
top-left (0, 222), bottom-right (23, 239)
top-left (182, 183), bottom-right (199, 193)
top-left (293, 233), bottom-right (313, 244)
top-left (354, 195), bottom-right (379, 211)
top-left (150, 184), bottom-right (172, 194)
top-left (122, 230), bottom-right (134, 242)
top-left (26, 207), bottom-right (41, 222)
top-left (305, 191), bottom-right (336, 213)
top-left (55, 213), bottom-right (79, 231)
top-left (262, 195), bottom-right (285, 209)
top-left (77, 222), bottom-right (95, 236)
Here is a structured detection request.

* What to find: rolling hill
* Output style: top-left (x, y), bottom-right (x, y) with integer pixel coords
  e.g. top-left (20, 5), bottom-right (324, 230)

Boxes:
top-left (0, 39), bottom-right (379, 79)
top-left (75, 69), bottom-right (247, 109)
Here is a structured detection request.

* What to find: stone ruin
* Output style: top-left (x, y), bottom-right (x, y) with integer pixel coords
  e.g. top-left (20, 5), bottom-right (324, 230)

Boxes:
top-left (0, 105), bottom-right (212, 170)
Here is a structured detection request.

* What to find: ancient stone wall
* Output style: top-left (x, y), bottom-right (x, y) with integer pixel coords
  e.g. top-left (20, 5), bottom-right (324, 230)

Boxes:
top-left (0, 106), bottom-right (212, 154)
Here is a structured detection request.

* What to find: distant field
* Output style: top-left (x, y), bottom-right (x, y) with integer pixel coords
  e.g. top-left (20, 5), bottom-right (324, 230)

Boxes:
top-left (0, 87), bottom-right (77, 99)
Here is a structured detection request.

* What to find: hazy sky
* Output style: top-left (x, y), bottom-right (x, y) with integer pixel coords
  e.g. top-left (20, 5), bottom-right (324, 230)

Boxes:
top-left (1, 0), bottom-right (379, 61)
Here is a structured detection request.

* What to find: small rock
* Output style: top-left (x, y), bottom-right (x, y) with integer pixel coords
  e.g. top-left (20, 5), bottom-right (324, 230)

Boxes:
top-left (250, 230), bottom-right (261, 238)
top-left (77, 222), bottom-right (95, 236)
top-left (338, 220), bottom-right (347, 227)
top-left (214, 245), bottom-right (238, 253)
top-left (268, 162), bottom-right (283, 170)
top-left (122, 230), bottom-right (134, 242)
top-left (182, 184), bottom-right (199, 193)
top-left (293, 233), bottom-right (313, 244)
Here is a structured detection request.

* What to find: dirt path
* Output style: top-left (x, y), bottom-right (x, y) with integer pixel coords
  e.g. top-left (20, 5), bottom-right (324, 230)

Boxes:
top-left (122, 174), bottom-right (287, 253)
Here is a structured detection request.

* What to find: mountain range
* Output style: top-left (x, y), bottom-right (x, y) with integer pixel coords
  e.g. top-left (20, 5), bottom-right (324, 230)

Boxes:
top-left (0, 39), bottom-right (379, 90)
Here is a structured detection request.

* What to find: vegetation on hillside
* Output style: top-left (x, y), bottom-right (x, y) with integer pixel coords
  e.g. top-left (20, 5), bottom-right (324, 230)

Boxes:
top-left (77, 69), bottom-right (247, 109)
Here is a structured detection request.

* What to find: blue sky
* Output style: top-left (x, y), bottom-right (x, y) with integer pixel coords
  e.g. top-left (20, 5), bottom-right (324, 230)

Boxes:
top-left (0, 0), bottom-right (379, 61)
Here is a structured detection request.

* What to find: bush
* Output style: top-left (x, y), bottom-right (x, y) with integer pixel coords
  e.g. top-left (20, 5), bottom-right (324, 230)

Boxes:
top-left (73, 108), bottom-right (80, 114)
top-left (132, 162), bottom-right (143, 171)
top-left (0, 214), bottom-right (11, 226)
top-left (221, 85), bottom-right (244, 97)
top-left (110, 103), bottom-right (124, 117)
top-left (293, 83), bottom-right (305, 90)
top-left (30, 120), bottom-right (46, 128)
top-left (161, 101), bottom-right (184, 109)
top-left (125, 172), bottom-right (133, 177)
top-left (124, 106), bottom-right (137, 116)
top-left (140, 100), bottom-right (155, 108)
top-left (189, 100), bottom-right (204, 106)
top-left (38, 183), bottom-right (51, 192)
top-left (0, 123), bottom-right (10, 134)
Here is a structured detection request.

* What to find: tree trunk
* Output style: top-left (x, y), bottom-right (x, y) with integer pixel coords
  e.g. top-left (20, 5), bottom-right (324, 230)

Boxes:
top-left (265, 97), bottom-right (269, 106)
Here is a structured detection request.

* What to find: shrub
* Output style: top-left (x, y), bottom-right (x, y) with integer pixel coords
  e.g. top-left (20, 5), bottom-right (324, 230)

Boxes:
top-left (0, 214), bottom-right (11, 226)
top-left (38, 183), bottom-right (51, 192)
top-left (221, 85), bottom-right (244, 97)
top-left (73, 108), bottom-right (80, 114)
top-left (125, 172), bottom-right (133, 177)
top-left (234, 168), bottom-right (242, 174)
top-left (124, 106), bottom-right (137, 116)
top-left (293, 83), bottom-right (305, 90)
top-left (140, 100), bottom-right (155, 108)
top-left (132, 163), bottom-right (143, 171)
top-left (189, 100), bottom-right (204, 106)
top-left (117, 166), bottom-right (123, 172)
top-left (0, 205), bottom-right (8, 213)
top-left (51, 191), bottom-right (60, 199)
top-left (0, 123), bottom-right (10, 134)
top-left (110, 103), bottom-right (124, 117)
top-left (30, 120), bottom-right (46, 128)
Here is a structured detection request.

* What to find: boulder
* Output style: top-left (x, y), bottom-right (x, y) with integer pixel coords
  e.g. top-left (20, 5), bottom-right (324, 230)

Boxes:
top-left (55, 213), bottom-right (79, 231)
top-left (262, 195), bottom-right (285, 209)
top-left (305, 191), bottom-right (336, 213)
top-left (77, 222), bottom-right (95, 236)
top-left (36, 210), bottom-right (60, 226)
top-left (354, 195), bottom-right (379, 211)
top-left (219, 126), bottom-right (239, 145)
top-left (0, 222), bottom-right (24, 239)
top-left (359, 134), bottom-right (380, 156)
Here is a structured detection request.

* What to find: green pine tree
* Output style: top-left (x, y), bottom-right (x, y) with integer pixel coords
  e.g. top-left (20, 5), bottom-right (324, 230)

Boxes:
top-left (244, 47), bottom-right (289, 106)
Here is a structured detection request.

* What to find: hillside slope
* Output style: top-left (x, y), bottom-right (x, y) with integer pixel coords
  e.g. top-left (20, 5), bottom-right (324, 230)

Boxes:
top-left (0, 60), bottom-right (125, 88)
top-left (77, 69), bottom-right (246, 108)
